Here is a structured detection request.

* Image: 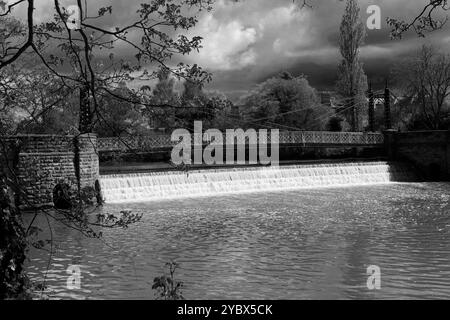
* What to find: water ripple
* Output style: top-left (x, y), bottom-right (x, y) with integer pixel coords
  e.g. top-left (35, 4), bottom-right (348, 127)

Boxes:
top-left (24, 182), bottom-right (450, 299)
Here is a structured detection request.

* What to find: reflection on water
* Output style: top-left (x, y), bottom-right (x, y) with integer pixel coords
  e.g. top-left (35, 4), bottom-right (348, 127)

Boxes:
top-left (25, 182), bottom-right (450, 300)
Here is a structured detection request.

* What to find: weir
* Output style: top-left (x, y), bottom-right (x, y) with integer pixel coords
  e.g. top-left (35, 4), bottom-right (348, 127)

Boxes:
top-left (100, 161), bottom-right (415, 204)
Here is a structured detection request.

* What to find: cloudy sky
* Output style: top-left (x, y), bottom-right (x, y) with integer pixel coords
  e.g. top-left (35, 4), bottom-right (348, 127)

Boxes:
top-left (183, 0), bottom-right (450, 101)
top-left (22, 0), bottom-right (450, 101)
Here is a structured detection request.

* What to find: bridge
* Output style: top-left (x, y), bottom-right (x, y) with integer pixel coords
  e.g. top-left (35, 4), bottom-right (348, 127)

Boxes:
top-left (97, 131), bottom-right (385, 153)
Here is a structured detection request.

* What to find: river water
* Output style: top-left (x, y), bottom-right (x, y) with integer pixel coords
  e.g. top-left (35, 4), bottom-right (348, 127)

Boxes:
top-left (25, 182), bottom-right (450, 300)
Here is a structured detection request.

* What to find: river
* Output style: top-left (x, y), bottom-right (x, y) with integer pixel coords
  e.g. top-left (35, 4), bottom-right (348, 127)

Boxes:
top-left (25, 182), bottom-right (450, 299)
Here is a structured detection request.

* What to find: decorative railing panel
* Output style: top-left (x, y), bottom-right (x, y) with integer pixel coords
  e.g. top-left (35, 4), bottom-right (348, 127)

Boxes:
top-left (278, 131), bottom-right (384, 145)
top-left (98, 131), bottom-right (384, 152)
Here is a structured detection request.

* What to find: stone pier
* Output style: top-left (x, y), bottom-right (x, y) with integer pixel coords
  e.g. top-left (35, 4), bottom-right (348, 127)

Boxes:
top-left (384, 130), bottom-right (450, 181)
top-left (0, 134), bottom-right (99, 208)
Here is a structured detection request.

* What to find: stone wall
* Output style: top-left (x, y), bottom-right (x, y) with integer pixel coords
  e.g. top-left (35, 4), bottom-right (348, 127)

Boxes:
top-left (0, 134), bottom-right (99, 207)
top-left (386, 130), bottom-right (450, 180)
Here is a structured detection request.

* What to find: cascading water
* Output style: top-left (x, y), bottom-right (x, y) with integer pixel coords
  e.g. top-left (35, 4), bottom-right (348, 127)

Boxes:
top-left (99, 161), bottom-right (415, 204)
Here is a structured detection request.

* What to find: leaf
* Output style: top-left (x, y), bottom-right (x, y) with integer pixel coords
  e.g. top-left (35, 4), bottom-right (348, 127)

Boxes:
top-left (9, 259), bottom-right (16, 271)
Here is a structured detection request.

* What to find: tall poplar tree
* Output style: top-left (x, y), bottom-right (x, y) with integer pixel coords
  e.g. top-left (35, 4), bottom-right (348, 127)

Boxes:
top-left (335, 0), bottom-right (368, 131)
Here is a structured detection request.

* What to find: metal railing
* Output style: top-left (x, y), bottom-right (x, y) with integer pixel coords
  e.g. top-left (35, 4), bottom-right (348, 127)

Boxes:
top-left (97, 131), bottom-right (385, 152)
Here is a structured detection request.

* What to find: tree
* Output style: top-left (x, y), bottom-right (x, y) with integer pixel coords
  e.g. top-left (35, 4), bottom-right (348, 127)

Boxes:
top-left (290, 0), bottom-right (450, 40)
top-left (1, 64), bottom-right (80, 134)
top-left (241, 72), bottom-right (329, 131)
top-left (1, 0), bottom-right (212, 135)
top-left (94, 82), bottom-right (150, 137)
top-left (0, 15), bottom-right (25, 60)
top-left (176, 80), bottom-right (213, 128)
top-left (298, 0), bottom-right (449, 40)
top-left (203, 91), bottom-right (236, 131)
top-left (335, 0), bottom-right (368, 132)
top-left (159, 79), bottom-right (234, 131)
top-left (140, 67), bottom-right (179, 131)
top-left (393, 45), bottom-right (450, 130)
top-left (0, 0), bottom-right (212, 299)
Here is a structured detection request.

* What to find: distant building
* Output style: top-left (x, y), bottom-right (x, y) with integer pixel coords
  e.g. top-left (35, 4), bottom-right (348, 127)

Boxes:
top-left (230, 104), bottom-right (242, 118)
top-left (318, 91), bottom-right (335, 107)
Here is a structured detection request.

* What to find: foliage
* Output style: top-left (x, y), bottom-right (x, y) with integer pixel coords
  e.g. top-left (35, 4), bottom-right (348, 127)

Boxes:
top-left (143, 67), bottom-right (180, 130)
top-left (94, 82), bottom-right (150, 137)
top-left (0, 65), bottom-right (152, 137)
top-left (1, 0), bottom-right (213, 138)
top-left (392, 45), bottom-right (450, 130)
top-left (204, 92), bottom-right (236, 130)
top-left (143, 71), bottom-right (235, 131)
top-left (0, 15), bottom-right (25, 61)
top-left (152, 68), bottom-right (180, 107)
top-left (0, 0), bottom-right (210, 300)
top-left (0, 107), bottom-right (15, 135)
top-left (152, 261), bottom-right (184, 300)
top-left (50, 179), bottom-right (143, 238)
top-left (241, 72), bottom-right (328, 130)
top-left (0, 65), bottom-right (80, 134)
top-left (176, 81), bottom-right (235, 130)
top-left (387, 0), bottom-right (449, 39)
top-left (0, 178), bottom-right (30, 299)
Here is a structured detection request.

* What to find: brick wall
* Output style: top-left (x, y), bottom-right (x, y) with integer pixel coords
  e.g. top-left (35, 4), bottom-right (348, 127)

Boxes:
top-left (0, 134), bottom-right (99, 207)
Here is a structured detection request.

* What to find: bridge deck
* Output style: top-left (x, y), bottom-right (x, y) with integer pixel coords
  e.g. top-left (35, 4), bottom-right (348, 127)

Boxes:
top-left (97, 131), bottom-right (385, 152)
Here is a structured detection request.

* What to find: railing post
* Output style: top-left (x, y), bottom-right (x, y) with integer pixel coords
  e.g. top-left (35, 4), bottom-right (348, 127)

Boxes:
top-left (368, 83), bottom-right (375, 132)
top-left (384, 83), bottom-right (392, 130)
top-left (351, 92), bottom-right (357, 132)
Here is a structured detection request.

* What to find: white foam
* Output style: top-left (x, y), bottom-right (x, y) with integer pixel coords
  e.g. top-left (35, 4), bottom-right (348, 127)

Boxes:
top-left (100, 162), bottom-right (414, 204)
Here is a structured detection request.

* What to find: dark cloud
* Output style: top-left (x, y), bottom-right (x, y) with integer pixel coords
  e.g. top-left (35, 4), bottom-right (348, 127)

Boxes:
top-left (192, 0), bottom-right (450, 98)
top-left (29, 0), bottom-right (450, 100)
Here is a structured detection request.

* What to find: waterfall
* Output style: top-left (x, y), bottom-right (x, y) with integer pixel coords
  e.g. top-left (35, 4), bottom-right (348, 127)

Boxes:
top-left (100, 161), bottom-right (415, 204)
